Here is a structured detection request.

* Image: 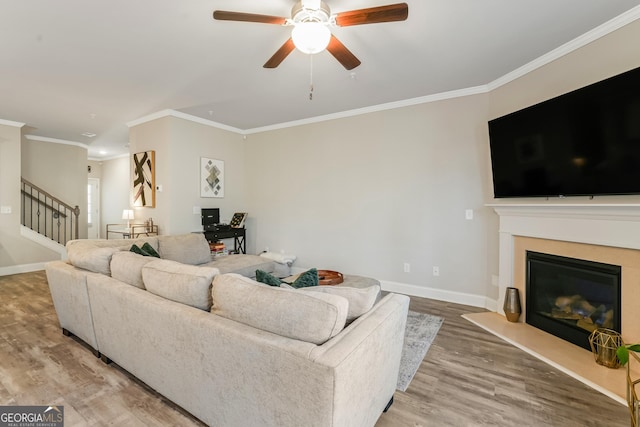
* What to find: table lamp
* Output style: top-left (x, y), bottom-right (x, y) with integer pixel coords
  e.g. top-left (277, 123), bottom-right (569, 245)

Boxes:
top-left (122, 209), bottom-right (134, 229)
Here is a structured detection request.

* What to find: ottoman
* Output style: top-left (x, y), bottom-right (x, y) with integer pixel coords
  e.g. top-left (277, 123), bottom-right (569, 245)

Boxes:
top-left (282, 271), bottom-right (380, 289)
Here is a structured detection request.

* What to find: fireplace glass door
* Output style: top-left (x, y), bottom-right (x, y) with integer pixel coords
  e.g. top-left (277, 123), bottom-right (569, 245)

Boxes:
top-left (525, 251), bottom-right (621, 350)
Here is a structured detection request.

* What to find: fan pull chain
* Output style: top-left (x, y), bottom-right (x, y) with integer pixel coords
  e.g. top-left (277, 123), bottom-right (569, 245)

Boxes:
top-left (309, 55), bottom-right (314, 101)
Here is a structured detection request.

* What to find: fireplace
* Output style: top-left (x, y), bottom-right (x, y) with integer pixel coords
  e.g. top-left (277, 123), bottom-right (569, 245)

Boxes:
top-left (525, 251), bottom-right (621, 351)
top-left (479, 205), bottom-right (640, 403)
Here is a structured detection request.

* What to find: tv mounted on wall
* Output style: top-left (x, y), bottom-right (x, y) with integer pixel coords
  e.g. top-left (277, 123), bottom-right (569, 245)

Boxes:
top-left (488, 65), bottom-right (640, 198)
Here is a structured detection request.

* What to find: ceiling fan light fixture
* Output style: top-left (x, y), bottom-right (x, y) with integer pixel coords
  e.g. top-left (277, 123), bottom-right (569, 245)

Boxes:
top-left (301, 0), bottom-right (322, 10)
top-left (291, 22), bottom-right (331, 54)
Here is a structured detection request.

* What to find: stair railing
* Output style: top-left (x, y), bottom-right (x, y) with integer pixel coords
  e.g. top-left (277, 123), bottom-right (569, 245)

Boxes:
top-left (21, 178), bottom-right (80, 246)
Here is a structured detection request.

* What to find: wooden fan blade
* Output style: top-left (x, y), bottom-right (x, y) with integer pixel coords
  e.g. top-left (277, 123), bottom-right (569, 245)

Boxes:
top-left (213, 10), bottom-right (287, 25)
top-left (326, 35), bottom-right (361, 70)
top-left (335, 3), bottom-right (408, 27)
top-left (264, 38), bottom-right (296, 68)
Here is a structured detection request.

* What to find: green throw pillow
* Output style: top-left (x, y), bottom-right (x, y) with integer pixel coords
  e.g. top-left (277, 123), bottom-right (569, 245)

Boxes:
top-left (256, 269), bottom-right (282, 287)
top-left (291, 268), bottom-right (319, 289)
top-left (130, 243), bottom-right (160, 258)
top-left (130, 244), bottom-right (144, 256)
top-left (141, 242), bottom-right (160, 258)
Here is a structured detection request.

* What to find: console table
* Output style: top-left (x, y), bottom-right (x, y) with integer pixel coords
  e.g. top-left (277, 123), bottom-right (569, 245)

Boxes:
top-left (203, 227), bottom-right (246, 254)
top-left (106, 224), bottom-right (159, 240)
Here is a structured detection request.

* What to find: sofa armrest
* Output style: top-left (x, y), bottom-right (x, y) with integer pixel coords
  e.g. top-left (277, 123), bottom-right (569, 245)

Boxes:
top-left (45, 260), bottom-right (99, 350)
top-left (309, 293), bottom-right (410, 427)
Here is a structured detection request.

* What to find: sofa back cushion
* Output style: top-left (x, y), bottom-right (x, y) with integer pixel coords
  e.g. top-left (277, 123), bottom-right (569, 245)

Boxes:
top-left (66, 237), bottom-right (159, 275)
top-left (142, 259), bottom-right (219, 310)
top-left (301, 285), bottom-right (380, 322)
top-left (110, 251), bottom-right (157, 289)
top-left (157, 234), bottom-right (211, 265)
top-left (211, 273), bottom-right (348, 345)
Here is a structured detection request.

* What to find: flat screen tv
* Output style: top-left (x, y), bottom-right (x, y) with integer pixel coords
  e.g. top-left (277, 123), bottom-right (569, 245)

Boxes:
top-left (488, 65), bottom-right (640, 198)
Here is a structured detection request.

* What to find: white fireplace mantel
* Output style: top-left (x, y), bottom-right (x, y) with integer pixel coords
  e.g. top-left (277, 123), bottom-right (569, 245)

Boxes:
top-left (488, 203), bottom-right (640, 314)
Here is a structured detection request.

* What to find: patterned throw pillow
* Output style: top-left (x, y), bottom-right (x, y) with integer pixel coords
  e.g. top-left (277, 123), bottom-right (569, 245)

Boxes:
top-left (141, 242), bottom-right (160, 257)
top-left (255, 269), bottom-right (282, 286)
top-left (130, 243), bottom-right (160, 258)
top-left (256, 268), bottom-right (320, 288)
top-left (291, 268), bottom-right (319, 289)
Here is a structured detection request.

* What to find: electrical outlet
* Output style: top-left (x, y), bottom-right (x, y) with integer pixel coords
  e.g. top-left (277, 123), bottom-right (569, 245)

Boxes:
top-left (433, 266), bottom-right (440, 276)
top-left (403, 262), bottom-right (410, 273)
top-left (0, 206), bottom-right (11, 214)
top-left (465, 209), bottom-right (473, 220)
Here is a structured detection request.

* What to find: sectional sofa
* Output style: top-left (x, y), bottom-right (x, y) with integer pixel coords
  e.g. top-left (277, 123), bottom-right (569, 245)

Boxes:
top-left (44, 233), bottom-right (410, 427)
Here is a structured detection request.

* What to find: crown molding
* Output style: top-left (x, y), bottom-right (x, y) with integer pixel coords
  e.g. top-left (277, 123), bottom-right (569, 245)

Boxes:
top-left (126, 109), bottom-right (244, 134)
top-left (0, 119), bottom-right (25, 128)
top-left (123, 6), bottom-right (640, 138)
top-left (129, 86), bottom-right (489, 136)
top-left (89, 152), bottom-right (129, 162)
top-left (244, 85), bottom-right (490, 134)
top-left (487, 4), bottom-right (640, 91)
top-left (24, 134), bottom-right (89, 150)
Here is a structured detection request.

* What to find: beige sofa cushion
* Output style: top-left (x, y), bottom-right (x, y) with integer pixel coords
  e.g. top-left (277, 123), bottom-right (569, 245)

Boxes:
top-left (142, 259), bottom-right (219, 310)
top-left (205, 254), bottom-right (276, 278)
top-left (211, 273), bottom-right (348, 345)
top-left (157, 234), bottom-right (211, 265)
top-left (110, 251), bottom-right (157, 289)
top-left (301, 285), bottom-right (380, 322)
top-left (66, 237), bottom-right (159, 275)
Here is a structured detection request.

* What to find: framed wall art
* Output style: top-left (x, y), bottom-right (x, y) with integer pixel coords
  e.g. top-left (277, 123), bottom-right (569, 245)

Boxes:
top-left (201, 157), bottom-right (224, 198)
top-left (132, 150), bottom-right (155, 207)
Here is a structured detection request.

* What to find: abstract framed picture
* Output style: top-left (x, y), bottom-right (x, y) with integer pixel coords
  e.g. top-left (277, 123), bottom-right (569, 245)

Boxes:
top-left (132, 150), bottom-right (155, 207)
top-left (201, 157), bottom-right (224, 198)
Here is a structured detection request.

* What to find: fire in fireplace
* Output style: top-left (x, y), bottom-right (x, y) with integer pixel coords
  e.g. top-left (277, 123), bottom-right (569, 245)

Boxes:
top-left (525, 251), bottom-right (621, 351)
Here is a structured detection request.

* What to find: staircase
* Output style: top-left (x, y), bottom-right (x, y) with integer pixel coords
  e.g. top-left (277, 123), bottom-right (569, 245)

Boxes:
top-left (21, 178), bottom-right (80, 246)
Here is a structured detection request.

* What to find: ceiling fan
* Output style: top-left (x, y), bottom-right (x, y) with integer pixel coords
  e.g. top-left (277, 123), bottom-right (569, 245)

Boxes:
top-left (213, 1), bottom-right (408, 70)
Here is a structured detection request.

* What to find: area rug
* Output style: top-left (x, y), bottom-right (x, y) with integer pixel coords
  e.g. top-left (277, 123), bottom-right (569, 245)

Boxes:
top-left (397, 310), bottom-right (444, 391)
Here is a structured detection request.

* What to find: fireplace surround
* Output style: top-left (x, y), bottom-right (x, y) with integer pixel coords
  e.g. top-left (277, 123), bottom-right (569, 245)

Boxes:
top-left (463, 204), bottom-right (640, 403)
top-left (492, 204), bottom-right (640, 344)
top-left (463, 202), bottom-right (640, 405)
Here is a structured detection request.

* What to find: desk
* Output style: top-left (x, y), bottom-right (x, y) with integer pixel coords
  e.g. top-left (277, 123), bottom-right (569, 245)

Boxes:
top-left (203, 227), bottom-right (246, 254)
top-left (106, 224), bottom-right (159, 239)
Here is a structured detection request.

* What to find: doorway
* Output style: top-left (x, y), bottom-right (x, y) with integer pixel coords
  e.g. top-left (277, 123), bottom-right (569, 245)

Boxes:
top-left (88, 178), bottom-right (100, 239)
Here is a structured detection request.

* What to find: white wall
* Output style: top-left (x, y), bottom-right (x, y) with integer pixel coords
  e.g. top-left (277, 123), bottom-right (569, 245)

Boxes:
top-left (100, 156), bottom-right (130, 237)
top-left (124, 104), bottom-right (498, 304)
top-left (129, 115), bottom-right (247, 236)
top-left (244, 95), bottom-right (497, 301)
top-left (21, 138), bottom-right (89, 239)
top-left (0, 122), bottom-right (60, 272)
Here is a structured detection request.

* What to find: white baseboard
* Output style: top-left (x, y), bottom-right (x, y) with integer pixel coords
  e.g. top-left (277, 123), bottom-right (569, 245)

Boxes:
top-left (381, 279), bottom-right (497, 311)
top-left (0, 262), bottom-right (46, 276)
top-left (259, 265), bottom-right (498, 310)
top-left (0, 264), bottom-right (498, 309)
top-left (484, 297), bottom-right (498, 312)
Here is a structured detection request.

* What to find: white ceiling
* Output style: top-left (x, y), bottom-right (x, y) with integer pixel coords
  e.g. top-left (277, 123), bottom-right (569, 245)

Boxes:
top-left (2, 0), bottom-right (640, 159)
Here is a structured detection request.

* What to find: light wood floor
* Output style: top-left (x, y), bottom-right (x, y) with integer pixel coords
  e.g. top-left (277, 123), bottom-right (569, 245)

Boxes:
top-left (0, 271), bottom-right (630, 426)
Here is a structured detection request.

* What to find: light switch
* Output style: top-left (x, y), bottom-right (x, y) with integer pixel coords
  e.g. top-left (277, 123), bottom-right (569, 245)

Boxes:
top-left (0, 206), bottom-right (12, 214)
